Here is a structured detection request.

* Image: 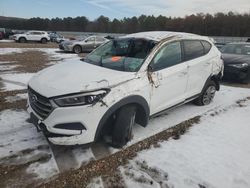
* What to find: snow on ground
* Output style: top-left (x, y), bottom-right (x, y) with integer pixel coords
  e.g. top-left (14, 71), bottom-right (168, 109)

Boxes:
top-left (5, 93), bottom-right (28, 103)
top-left (122, 98), bottom-right (250, 188)
top-left (0, 64), bottom-right (18, 71)
top-left (0, 48), bottom-right (25, 55)
top-left (0, 48), bottom-right (80, 91)
top-left (0, 40), bottom-right (14, 43)
top-left (0, 109), bottom-right (59, 180)
top-left (114, 86), bottom-right (250, 148)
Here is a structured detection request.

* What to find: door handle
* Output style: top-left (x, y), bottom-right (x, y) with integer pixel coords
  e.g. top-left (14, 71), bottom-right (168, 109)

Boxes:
top-left (178, 71), bottom-right (188, 77)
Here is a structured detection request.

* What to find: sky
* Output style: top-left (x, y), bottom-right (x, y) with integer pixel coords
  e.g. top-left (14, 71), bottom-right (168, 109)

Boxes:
top-left (0, 0), bottom-right (250, 20)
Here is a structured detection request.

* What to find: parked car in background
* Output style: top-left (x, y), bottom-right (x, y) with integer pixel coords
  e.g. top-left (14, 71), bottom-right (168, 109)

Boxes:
top-left (215, 42), bottom-right (226, 49)
top-left (0, 28), bottom-right (14, 39)
top-left (0, 32), bottom-right (3, 40)
top-left (221, 42), bottom-right (250, 83)
top-left (12, 31), bottom-right (50, 43)
top-left (59, 35), bottom-right (109, 53)
top-left (49, 32), bottom-right (65, 43)
top-left (28, 31), bottom-right (223, 147)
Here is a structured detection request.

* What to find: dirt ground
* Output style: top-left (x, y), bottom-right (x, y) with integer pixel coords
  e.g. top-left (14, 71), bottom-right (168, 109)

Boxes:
top-left (1, 42), bottom-right (250, 188)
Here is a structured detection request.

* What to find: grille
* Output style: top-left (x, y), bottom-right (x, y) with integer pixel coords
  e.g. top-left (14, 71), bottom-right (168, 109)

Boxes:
top-left (28, 87), bottom-right (53, 120)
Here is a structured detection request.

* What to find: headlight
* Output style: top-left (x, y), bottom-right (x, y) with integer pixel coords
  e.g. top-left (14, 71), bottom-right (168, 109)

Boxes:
top-left (53, 89), bottom-right (109, 107)
top-left (229, 63), bottom-right (248, 68)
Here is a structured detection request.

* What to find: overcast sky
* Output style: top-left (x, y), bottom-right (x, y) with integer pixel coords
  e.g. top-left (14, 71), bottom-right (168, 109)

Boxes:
top-left (1, 0), bottom-right (250, 20)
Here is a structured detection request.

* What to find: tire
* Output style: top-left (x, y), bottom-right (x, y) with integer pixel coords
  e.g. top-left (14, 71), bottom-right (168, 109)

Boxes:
top-left (19, 37), bottom-right (26, 43)
top-left (73, 45), bottom-right (82, 54)
top-left (111, 105), bottom-right (136, 148)
top-left (41, 38), bottom-right (47, 44)
top-left (194, 80), bottom-right (216, 106)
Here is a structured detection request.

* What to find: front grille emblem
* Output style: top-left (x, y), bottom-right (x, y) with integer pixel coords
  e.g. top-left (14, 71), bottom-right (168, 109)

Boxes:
top-left (30, 93), bottom-right (38, 103)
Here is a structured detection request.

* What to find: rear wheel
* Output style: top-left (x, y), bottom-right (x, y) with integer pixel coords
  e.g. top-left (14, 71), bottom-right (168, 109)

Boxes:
top-left (19, 37), bottom-right (26, 43)
top-left (194, 80), bottom-right (216, 106)
top-left (41, 38), bottom-right (47, 44)
top-left (111, 105), bottom-right (136, 148)
top-left (73, 45), bottom-right (82, 54)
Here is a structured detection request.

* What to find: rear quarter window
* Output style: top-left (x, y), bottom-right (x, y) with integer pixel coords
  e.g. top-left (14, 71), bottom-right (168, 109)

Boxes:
top-left (183, 40), bottom-right (205, 61)
top-left (201, 41), bottom-right (212, 54)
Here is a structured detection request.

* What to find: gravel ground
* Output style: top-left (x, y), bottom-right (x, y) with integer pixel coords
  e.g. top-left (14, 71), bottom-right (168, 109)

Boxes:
top-left (39, 117), bottom-right (201, 188)
top-left (0, 42), bottom-right (58, 48)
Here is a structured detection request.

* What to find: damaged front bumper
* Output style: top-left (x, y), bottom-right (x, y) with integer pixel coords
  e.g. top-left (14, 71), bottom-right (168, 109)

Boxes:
top-left (27, 98), bottom-right (108, 145)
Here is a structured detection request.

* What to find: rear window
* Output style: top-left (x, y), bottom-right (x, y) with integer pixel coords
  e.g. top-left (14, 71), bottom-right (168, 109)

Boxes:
top-left (183, 40), bottom-right (205, 61)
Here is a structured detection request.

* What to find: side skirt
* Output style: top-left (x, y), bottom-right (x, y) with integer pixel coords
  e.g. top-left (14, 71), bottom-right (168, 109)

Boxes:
top-left (150, 94), bottom-right (200, 119)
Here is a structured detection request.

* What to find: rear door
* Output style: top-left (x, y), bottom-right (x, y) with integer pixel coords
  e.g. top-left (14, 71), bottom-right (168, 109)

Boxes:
top-left (149, 41), bottom-right (188, 114)
top-left (183, 40), bottom-right (213, 97)
top-left (82, 36), bottom-right (95, 51)
top-left (95, 36), bottom-right (106, 48)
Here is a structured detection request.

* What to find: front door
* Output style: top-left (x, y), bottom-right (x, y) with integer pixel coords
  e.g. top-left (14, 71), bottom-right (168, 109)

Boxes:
top-left (149, 41), bottom-right (188, 115)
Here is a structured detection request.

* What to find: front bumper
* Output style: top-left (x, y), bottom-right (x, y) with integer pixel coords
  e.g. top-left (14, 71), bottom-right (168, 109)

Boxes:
top-left (58, 43), bottom-right (73, 52)
top-left (223, 65), bottom-right (250, 82)
top-left (27, 97), bottom-right (108, 145)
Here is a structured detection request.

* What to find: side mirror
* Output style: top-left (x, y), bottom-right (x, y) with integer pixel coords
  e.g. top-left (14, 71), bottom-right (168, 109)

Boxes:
top-left (148, 64), bottom-right (153, 72)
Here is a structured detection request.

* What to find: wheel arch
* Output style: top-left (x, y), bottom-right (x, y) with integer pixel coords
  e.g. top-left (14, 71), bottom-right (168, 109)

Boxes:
top-left (94, 95), bottom-right (150, 141)
top-left (203, 73), bottom-right (221, 92)
top-left (19, 36), bottom-right (26, 42)
top-left (73, 44), bottom-right (82, 53)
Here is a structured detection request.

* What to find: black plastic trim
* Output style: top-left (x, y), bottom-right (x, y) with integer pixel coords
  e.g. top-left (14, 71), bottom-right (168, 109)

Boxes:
top-left (94, 95), bottom-right (150, 141)
top-left (54, 123), bottom-right (86, 130)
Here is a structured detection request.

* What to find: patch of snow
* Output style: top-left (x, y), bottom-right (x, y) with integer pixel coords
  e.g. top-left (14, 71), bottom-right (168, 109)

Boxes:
top-left (26, 156), bottom-right (59, 180)
top-left (126, 86), bottom-right (250, 147)
top-left (0, 64), bottom-right (17, 71)
top-left (5, 93), bottom-right (28, 102)
top-left (0, 109), bottom-right (59, 180)
top-left (87, 177), bottom-right (104, 188)
top-left (0, 48), bottom-right (26, 55)
top-left (126, 99), bottom-right (250, 188)
top-left (38, 48), bottom-right (79, 62)
top-left (72, 147), bottom-right (95, 168)
top-left (0, 40), bottom-right (14, 43)
top-left (0, 110), bottom-right (46, 158)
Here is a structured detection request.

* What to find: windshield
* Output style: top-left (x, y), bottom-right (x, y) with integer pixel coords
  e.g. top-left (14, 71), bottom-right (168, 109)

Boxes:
top-left (84, 38), bottom-right (156, 72)
top-left (76, 35), bottom-right (88, 41)
top-left (221, 43), bottom-right (250, 55)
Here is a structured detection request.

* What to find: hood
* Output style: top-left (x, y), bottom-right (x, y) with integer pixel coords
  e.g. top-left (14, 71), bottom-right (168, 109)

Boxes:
top-left (222, 54), bottom-right (250, 65)
top-left (28, 60), bottom-right (136, 98)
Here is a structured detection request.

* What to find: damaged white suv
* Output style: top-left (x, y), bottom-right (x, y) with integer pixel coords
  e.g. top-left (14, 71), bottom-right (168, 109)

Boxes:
top-left (27, 31), bottom-right (223, 147)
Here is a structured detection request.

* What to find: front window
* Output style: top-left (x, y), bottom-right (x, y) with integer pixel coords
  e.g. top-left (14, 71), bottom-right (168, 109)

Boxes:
top-left (221, 44), bottom-right (250, 55)
top-left (151, 41), bottom-right (182, 71)
top-left (84, 38), bottom-right (156, 72)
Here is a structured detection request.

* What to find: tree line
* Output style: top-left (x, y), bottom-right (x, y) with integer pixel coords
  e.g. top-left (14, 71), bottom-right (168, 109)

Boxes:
top-left (1, 12), bottom-right (250, 36)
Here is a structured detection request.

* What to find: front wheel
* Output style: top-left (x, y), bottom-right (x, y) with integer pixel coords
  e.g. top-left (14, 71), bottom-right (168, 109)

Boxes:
top-left (194, 80), bottom-right (216, 106)
top-left (19, 37), bottom-right (26, 43)
top-left (111, 105), bottom-right (136, 148)
top-left (41, 38), bottom-right (47, 44)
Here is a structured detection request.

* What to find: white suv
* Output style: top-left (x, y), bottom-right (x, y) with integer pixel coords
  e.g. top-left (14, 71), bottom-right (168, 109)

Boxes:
top-left (13, 31), bottom-right (50, 43)
top-left (27, 31), bottom-right (223, 147)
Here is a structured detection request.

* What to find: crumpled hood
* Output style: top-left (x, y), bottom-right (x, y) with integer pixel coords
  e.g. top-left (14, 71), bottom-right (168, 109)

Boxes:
top-left (222, 54), bottom-right (250, 65)
top-left (28, 60), bottom-right (136, 98)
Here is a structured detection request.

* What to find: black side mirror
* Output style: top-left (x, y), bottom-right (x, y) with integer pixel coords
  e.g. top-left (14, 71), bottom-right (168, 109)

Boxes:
top-left (148, 64), bottom-right (153, 72)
